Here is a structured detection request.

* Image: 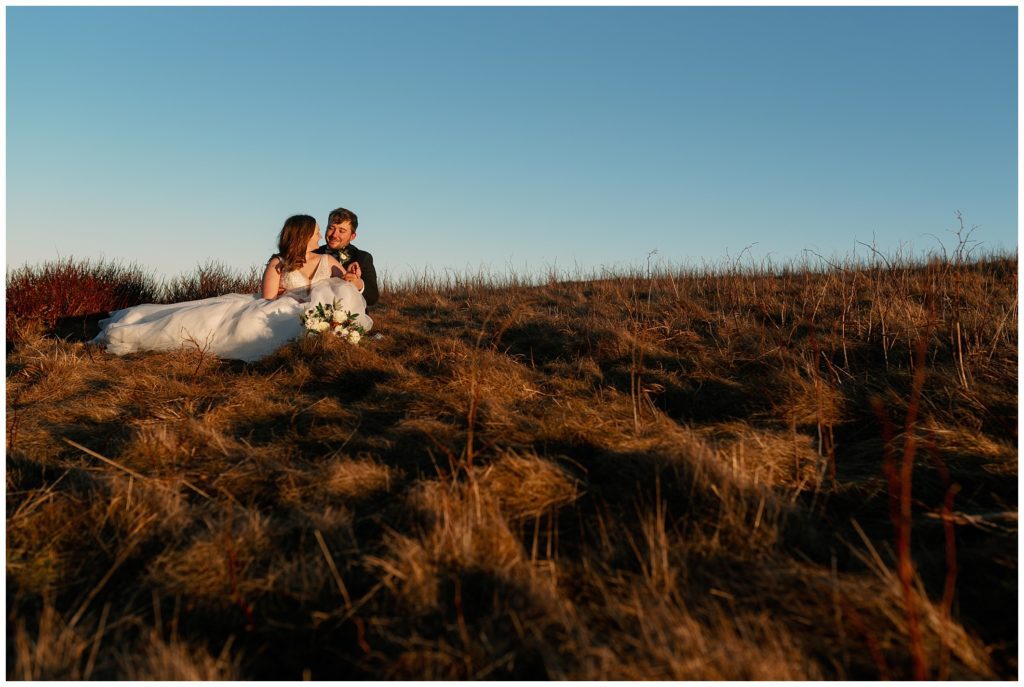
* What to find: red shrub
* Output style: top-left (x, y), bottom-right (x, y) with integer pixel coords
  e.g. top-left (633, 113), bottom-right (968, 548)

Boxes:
top-left (6, 259), bottom-right (161, 339)
top-left (6, 259), bottom-right (264, 339)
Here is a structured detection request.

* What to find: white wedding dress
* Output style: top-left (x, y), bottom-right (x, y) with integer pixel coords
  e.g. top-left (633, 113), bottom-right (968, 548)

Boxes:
top-left (92, 255), bottom-right (372, 362)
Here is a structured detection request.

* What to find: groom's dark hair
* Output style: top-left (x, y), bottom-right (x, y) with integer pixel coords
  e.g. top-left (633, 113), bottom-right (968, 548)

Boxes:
top-left (327, 207), bottom-right (359, 231)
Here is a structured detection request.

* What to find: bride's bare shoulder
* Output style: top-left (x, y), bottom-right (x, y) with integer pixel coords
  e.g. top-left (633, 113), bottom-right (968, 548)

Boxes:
top-left (326, 255), bottom-right (346, 277)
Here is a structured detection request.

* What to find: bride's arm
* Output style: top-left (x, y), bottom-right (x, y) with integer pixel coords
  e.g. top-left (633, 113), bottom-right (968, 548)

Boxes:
top-left (261, 257), bottom-right (283, 299)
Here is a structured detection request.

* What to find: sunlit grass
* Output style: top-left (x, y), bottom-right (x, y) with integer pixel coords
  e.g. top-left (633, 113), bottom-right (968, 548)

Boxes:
top-left (6, 247), bottom-right (1017, 679)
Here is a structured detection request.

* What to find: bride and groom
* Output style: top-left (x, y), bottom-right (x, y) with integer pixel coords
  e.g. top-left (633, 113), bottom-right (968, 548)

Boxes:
top-left (92, 208), bottom-right (377, 362)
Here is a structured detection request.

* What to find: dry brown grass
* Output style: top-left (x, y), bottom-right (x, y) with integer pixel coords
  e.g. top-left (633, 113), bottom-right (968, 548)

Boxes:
top-left (6, 251), bottom-right (1017, 679)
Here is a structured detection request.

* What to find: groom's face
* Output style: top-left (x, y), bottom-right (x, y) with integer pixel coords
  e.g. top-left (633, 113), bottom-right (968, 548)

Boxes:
top-left (326, 221), bottom-right (356, 250)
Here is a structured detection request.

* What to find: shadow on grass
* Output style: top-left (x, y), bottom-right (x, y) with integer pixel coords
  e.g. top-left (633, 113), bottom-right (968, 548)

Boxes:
top-left (52, 312), bottom-right (110, 342)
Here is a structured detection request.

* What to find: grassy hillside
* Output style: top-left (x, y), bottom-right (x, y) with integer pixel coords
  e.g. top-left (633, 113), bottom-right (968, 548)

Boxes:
top-left (6, 253), bottom-right (1017, 679)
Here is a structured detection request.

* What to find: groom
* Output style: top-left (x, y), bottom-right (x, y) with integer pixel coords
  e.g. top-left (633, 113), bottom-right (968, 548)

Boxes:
top-left (315, 207), bottom-right (379, 307)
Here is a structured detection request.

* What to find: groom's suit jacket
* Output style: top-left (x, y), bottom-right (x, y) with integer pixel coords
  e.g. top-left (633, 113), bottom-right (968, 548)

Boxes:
top-left (314, 243), bottom-right (379, 307)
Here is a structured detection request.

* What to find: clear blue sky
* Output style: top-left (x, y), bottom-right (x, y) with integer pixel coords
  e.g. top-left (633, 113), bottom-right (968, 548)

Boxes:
top-left (6, 6), bottom-right (1018, 282)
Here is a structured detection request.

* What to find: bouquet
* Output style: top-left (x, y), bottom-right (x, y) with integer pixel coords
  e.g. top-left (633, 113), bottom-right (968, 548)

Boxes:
top-left (300, 300), bottom-right (365, 344)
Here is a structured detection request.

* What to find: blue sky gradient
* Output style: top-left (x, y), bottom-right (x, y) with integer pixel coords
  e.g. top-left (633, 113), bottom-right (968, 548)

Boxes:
top-left (6, 7), bottom-right (1018, 281)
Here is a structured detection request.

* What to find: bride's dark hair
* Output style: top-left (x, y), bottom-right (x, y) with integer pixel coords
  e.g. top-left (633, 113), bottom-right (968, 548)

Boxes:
top-left (276, 214), bottom-right (317, 273)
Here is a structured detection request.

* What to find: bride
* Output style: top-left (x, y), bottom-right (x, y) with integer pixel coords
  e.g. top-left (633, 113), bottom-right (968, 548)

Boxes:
top-left (91, 214), bottom-right (373, 362)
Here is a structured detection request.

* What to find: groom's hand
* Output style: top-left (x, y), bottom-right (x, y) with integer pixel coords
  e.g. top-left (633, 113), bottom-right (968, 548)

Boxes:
top-left (342, 272), bottom-right (364, 291)
top-left (342, 261), bottom-right (364, 291)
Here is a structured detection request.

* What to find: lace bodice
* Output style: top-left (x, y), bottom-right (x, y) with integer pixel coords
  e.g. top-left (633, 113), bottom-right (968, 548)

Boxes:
top-left (280, 254), bottom-right (331, 295)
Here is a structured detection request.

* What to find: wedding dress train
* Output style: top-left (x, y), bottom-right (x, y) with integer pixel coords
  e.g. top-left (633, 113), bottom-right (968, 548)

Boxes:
top-left (91, 255), bottom-right (372, 362)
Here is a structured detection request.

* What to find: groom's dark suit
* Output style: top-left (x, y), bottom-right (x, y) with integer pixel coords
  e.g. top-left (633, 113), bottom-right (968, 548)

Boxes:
top-left (314, 243), bottom-right (379, 307)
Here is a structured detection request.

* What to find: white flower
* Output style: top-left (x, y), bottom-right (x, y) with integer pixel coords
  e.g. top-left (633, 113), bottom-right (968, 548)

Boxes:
top-left (332, 308), bottom-right (348, 324)
top-left (311, 320), bottom-right (330, 333)
top-left (347, 330), bottom-right (361, 345)
top-left (332, 327), bottom-right (346, 337)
